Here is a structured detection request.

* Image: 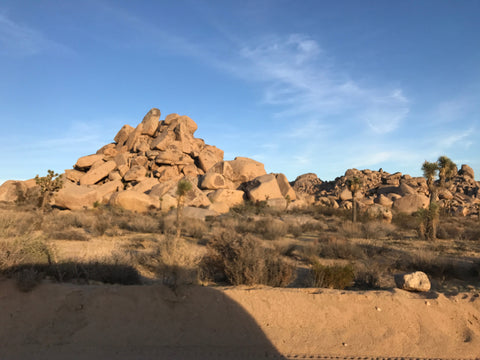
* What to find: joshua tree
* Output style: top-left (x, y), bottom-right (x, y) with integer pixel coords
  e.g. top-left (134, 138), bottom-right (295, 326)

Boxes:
top-left (175, 179), bottom-right (192, 238)
top-left (35, 170), bottom-right (63, 211)
top-left (346, 176), bottom-right (362, 222)
top-left (422, 161), bottom-right (439, 204)
top-left (437, 155), bottom-right (457, 188)
top-left (420, 156), bottom-right (457, 240)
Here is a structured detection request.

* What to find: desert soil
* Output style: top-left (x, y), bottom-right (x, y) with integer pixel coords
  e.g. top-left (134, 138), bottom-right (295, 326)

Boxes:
top-left (1, 279), bottom-right (479, 360)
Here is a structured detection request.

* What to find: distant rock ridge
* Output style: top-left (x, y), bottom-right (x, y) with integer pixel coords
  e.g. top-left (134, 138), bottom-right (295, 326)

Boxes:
top-left (0, 107), bottom-right (479, 219)
top-left (291, 166), bottom-right (480, 218)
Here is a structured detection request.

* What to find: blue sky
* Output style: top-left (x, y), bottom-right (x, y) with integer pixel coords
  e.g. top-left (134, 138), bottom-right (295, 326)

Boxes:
top-left (1, 0), bottom-right (479, 184)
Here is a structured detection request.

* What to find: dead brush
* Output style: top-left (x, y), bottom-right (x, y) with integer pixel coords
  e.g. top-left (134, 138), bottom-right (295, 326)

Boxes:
top-left (201, 230), bottom-right (294, 287)
top-left (182, 218), bottom-right (208, 240)
top-left (304, 236), bottom-right (366, 262)
top-left (118, 213), bottom-right (160, 233)
top-left (361, 221), bottom-right (397, 240)
top-left (254, 217), bottom-right (288, 240)
top-left (0, 210), bottom-right (40, 237)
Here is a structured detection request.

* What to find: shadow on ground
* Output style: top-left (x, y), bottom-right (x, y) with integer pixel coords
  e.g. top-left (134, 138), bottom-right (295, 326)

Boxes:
top-left (0, 277), bottom-right (286, 360)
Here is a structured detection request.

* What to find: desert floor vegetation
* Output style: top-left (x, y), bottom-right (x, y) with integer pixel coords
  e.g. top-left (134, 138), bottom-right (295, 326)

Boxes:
top-left (0, 201), bottom-right (479, 294)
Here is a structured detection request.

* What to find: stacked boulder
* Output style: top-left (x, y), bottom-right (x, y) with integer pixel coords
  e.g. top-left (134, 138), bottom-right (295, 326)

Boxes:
top-left (14, 108), bottom-right (296, 213)
top-left (293, 166), bottom-right (480, 220)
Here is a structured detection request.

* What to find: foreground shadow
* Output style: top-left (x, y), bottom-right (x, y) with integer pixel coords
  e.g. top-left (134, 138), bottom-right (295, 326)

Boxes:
top-left (0, 277), bottom-right (286, 360)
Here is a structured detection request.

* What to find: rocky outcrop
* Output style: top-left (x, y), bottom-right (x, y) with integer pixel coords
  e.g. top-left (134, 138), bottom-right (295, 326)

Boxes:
top-left (38, 107), bottom-right (298, 213)
top-left (293, 165), bottom-right (479, 218)
top-left (2, 106), bottom-right (478, 218)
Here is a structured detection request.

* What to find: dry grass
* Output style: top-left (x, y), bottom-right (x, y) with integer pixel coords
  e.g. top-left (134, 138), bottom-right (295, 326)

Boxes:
top-left (0, 201), bottom-right (479, 291)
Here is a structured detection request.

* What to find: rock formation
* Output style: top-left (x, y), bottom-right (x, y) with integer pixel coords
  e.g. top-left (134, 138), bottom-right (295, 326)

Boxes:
top-left (292, 166), bottom-right (480, 219)
top-left (0, 108), bottom-right (297, 214)
top-left (0, 107), bottom-right (478, 219)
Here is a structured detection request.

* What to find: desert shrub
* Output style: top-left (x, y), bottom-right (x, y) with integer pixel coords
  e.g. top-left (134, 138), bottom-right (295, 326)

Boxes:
top-left (10, 261), bottom-right (141, 285)
top-left (0, 236), bottom-right (53, 271)
top-left (354, 265), bottom-right (381, 289)
top-left (392, 212), bottom-right (419, 230)
top-left (394, 249), bottom-right (465, 279)
top-left (47, 229), bottom-right (90, 241)
top-left (118, 213), bottom-right (160, 233)
top-left (361, 221), bottom-right (397, 240)
top-left (0, 211), bottom-right (40, 237)
top-left (436, 222), bottom-right (462, 240)
top-left (254, 218), bottom-right (288, 240)
top-left (309, 236), bottom-right (366, 261)
top-left (463, 224), bottom-right (480, 241)
top-left (41, 211), bottom-right (96, 232)
top-left (182, 219), bottom-right (208, 240)
top-left (234, 217), bottom-right (256, 234)
top-left (300, 219), bottom-right (328, 233)
top-left (201, 231), bottom-right (294, 287)
top-left (93, 213), bottom-right (112, 236)
top-left (128, 236), bottom-right (200, 288)
top-left (309, 263), bottom-right (355, 289)
top-left (288, 224), bottom-right (303, 238)
top-left (230, 200), bottom-right (269, 216)
top-left (315, 206), bottom-right (350, 219)
top-left (339, 221), bottom-right (364, 239)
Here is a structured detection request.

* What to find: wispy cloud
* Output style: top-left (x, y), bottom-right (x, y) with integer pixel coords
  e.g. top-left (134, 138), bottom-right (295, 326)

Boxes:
top-left (237, 34), bottom-right (410, 135)
top-left (0, 12), bottom-right (71, 56)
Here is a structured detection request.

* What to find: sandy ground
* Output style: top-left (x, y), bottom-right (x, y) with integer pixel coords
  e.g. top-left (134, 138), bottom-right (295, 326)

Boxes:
top-left (1, 278), bottom-right (479, 360)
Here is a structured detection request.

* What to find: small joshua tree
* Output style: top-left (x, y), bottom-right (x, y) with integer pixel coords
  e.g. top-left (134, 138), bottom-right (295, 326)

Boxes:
top-left (437, 155), bottom-right (457, 188)
top-left (175, 179), bottom-right (192, 238)
top-left (35, 170), bottom-right (63, 211)
top-left (346, 176), bottom-right (362, 222)
top-left (420, 156), bottom-right (456, 240)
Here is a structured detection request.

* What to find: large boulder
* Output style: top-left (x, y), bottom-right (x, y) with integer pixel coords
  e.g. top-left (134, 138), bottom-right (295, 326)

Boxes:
top-left (374, 194), bottom-right (393, 208)
top-left (132, 178), bottom-right (160, 194)
top-left (123, 165), bottom-right (147, 182)
top-left (75, 154), bottom-right (104, 169)
top-left (459, 164), bottom-right (475, 179)
top-left (207, 189), bottom-right (245, 207)
top-left (0, 180), bottom-right (22, 202)
top-left (392, 194), bottom-right (429, 214)
top-left (114, 125), bottom-right (135, 146)
top-left (54, 182), bottom-right (98, 210)
top-left (246, 174), bottom-right (283, 202)
top-left (79, 161), bottom-right (116, 185)
top-left (200, 172), bottom-right (227, 190)
top-left (275, 173), bottom-right (296, 200)
top-left (64, 169), bottom-right (85, 183)
top-left (227, 157), bottom-right (266, 186)
top-left (292, 173), bottom-right (322, 195)
top-left (109, 190), bottom-right (159, 213)
top-left (394, 271), bottom-right (431, 292)
top-left (151, 130), bottom-right (175, 151)
top-left (140, 108), bottom-right (161, 136)
top-left (197, 145), bottom-right (224, 173)
top-left (95, 180), bottom-right (123, 203)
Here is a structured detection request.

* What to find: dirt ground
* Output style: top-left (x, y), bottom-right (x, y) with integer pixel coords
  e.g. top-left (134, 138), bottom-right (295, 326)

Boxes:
top-left (1, 278), bottom-right (479, 360)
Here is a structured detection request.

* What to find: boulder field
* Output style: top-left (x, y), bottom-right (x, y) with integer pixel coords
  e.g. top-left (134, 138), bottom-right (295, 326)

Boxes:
top-left (1, 108), bottom-right (479, 218)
